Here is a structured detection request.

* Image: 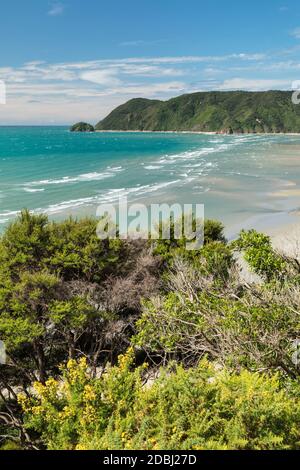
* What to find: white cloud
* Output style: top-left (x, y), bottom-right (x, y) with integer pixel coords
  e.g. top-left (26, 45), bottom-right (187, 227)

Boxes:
top-left (80, 69), bottom-right (121, 86)
top-left (0, 51), bottom-right (296, 124)
top-left (48, 2), bottom-right (65, 16)
top-left (120, 64), bottom-right (184, 77)
top-left (217, 78), bottom-right (291, 91)
top-left (108, 81), bottom-right (187, 97)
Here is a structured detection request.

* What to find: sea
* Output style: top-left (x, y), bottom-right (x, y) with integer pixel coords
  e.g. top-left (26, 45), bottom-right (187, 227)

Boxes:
top-left (1, 126), bottom-right (300, 238)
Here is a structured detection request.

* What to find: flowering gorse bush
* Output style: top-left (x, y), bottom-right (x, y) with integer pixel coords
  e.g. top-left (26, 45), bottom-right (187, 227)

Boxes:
top-left (19, 352), bottom-right (300, 450)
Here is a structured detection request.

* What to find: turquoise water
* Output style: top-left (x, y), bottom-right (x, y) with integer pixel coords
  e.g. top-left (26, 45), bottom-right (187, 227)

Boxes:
top-left (1, 126), bottom-right (300, 236)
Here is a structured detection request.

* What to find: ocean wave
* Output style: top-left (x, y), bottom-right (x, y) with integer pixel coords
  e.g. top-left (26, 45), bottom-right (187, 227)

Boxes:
top-left (0, 179), bottom-right (182, 222)
top-left (144, 165), bottom-right (162, 170)
top-left (23, 166), bottom-right (123, 187)
top-left (154, 142), bottom-right (239, 167)
top-left (18, 180), bottom-right (182, 216)
top-left (0, 210), bottom-right (20, 223)
top-left (0, 210), bottom-right (20, 217)
top-left (23, 188), bottom-right (45, 193)
top-left (156, 147), bottom-right (217, 165)
top-left (97, 180), bottom-right (181, 205)
top-left (42, 198), bottom-right (95, 214)
top-left (152, 136), bottom-right (264, 169)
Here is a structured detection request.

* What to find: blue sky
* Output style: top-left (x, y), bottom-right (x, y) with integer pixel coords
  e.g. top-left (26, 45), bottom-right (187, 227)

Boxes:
top-left (1, 0), bottom-right (300, 124)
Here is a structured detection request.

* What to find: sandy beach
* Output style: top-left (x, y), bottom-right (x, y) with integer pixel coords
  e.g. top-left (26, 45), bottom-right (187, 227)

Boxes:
top-left (268, 219), bottom-right (300, 258)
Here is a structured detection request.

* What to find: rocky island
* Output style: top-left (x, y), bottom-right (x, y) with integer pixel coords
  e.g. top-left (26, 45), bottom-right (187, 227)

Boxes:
top-left (70, 122), bottom-right (95, 132)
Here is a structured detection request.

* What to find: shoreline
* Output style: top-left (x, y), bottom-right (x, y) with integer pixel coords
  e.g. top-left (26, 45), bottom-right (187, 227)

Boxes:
top-left (94, 129), bottom-right (300, 136)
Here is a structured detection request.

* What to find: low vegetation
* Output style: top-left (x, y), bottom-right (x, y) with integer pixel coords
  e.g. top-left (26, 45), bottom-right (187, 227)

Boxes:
top-left (1, 210), bottom-right (300, 449)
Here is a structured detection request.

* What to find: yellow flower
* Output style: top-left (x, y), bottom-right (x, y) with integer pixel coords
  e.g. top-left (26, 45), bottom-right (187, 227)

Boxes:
top-left (75, 443), bottom-right (87, 451)
top-left (67, 359), bottom-right (77, 370)
top-left (67, 357), bottom-right (88, 384)
top-left (59, 406), bottom-right (75, 419)
top-left (32, 405), bottom-right (43, 416)
top-left (118, 347), bottom-right (135, 371)
top-left (83, 384), bottom-right (96, 402)
top-left (82, 404), bottom-right (96, 424)
top-left (45, 377), bottom-right (57, 388)
top-left (33, 381), bottom-right (45, 396)
top-left (17, 393), bottom-right (30, 412)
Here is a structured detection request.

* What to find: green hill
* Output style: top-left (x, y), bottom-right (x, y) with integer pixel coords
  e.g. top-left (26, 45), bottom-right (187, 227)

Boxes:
top-left (94, 91), bottom-right (300, 133)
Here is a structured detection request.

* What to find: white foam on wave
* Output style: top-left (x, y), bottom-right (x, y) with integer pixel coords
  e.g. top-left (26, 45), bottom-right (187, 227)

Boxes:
top-left (0, 210), bottom-right (20, 223)
top-left (94, 179), bottom-right (182, 205)
top-left (23, 166), bottom-right (123, 188)
top-left (144, 165), bottom-right (162, 170)
top-left (0, 179), bottom-right (181, 222)
top-left (0, 210), bottom-right (20, 217)
top-left (23, 188), bottom-right (45, 193)
top-left (141, 137), bottom-right (261, 187)
top-left (151, 136), bottom-right (259, 169)
top-left (33, 179), bottom-right (182, 215)
top-left (156, 147), bottom-right (218, 165)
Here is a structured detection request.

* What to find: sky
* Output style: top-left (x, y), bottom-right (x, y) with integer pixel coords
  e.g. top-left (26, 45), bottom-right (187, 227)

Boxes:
top-left (1, 0), bottom-right (300, 124)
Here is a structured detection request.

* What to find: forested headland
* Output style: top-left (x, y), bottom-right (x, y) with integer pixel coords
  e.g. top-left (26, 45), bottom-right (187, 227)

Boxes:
top-left (90, 91), bottom-right (300, 134)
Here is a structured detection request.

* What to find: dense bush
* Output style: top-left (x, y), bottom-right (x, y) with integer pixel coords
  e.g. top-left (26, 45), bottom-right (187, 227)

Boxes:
top-left (0, 212), bottom-right (160, 448)
top-left (1, 212), bottom-right (300, 450)
top-left (20, 351), bottom-right (300, 450)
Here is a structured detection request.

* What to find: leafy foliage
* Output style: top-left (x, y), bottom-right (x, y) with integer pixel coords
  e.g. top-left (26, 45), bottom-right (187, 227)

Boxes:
top-left (233, 229), bottom-right (288, 280)
top-left (20, 352), bottom-right (300, 450)
top-left (1, 211), bottom-right (300, 450)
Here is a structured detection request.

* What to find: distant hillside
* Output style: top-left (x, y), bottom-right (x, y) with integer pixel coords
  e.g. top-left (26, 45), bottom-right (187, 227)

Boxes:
top-left (94, 91), bottom-right (300, 133)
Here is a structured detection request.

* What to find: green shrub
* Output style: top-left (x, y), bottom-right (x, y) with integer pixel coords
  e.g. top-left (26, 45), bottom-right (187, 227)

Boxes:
top-left (20, 353), bottom-right (300, 450)
top-left (152, 218), bottom-right (227, 267)
top-left (234, 230), bottom-right (287, 281)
